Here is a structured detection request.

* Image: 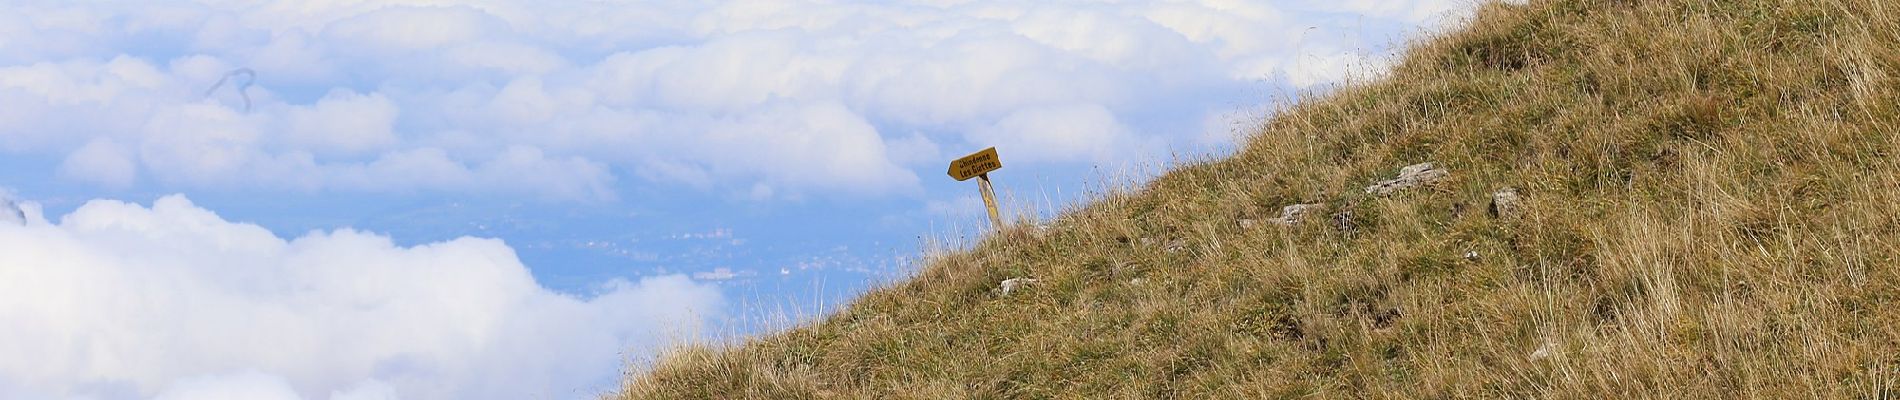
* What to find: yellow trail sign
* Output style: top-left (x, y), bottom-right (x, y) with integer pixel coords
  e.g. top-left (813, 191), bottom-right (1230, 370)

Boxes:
top-left (947, 147), bottom-right (1004, 230)
top-left (947, 147), bottom-right (1001, 181)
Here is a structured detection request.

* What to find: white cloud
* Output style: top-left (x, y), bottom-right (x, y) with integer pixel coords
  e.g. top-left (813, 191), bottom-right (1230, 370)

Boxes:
top-left (968, 104), bottom-right (1153, 164)
top-left (153, 372), bottom-right (303, 400)
top-left (135, 102), bottom-right (266, 186)
top-left (1292, 0), bottom-right (1480, 26)
top-left (0, 195), bottom-right (723, 399)
top-left (59, 138), bottom-right (139, 189)
top-left (691, 102), bottom-right (919, 196)
top-left (882, 132), bottom-right (943, 167)
top-left (284, 89), bottom-right (400, 156)
top-left (0, 0), bottom-right (1491, 201)
top-left (319, 6), bottom-right (507, 53)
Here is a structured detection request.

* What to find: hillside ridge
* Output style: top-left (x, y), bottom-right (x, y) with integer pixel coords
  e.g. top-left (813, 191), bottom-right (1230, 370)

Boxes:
top-left (621, 0), bottom-right (1900, 397)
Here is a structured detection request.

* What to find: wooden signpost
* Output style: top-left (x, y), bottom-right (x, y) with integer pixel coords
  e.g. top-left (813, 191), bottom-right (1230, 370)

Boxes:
top-left (948, 147), bottom-right (1003, 230)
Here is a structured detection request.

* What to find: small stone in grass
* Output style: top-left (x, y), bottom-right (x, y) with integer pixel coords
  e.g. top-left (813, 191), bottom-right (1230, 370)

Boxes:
top-left (999, 278), bottom-right (1040, 296)
top-left (1491, 187), bottom-right (1523, 218)
top-left (1272, 203), bottom-right (1325, 225)
top-left (1366, 162), bottom-right (1449, 195)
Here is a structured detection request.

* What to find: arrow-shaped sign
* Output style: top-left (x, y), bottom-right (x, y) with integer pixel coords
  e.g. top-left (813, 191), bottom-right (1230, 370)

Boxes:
top-left (947, 147), bottom-right (1001, 181)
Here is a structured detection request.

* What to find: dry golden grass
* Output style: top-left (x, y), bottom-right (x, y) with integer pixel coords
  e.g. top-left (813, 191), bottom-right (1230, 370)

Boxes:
top-left (616, 0), bottom-right (1900, 397)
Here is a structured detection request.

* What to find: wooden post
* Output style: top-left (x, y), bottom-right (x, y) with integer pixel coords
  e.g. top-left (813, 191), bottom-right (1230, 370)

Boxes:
top-left (977, 173), bottom-right (1002, 230)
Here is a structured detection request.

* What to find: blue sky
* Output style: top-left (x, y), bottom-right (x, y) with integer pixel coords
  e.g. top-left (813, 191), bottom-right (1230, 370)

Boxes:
top-left (0, 1), bottom-right (1488, 399)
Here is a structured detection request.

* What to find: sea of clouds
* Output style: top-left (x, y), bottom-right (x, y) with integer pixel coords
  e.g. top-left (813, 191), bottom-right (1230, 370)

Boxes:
top-left (0, 1), bottom-right (1488, 399)
top-left (0, 194), bottom-right (722, 399)
top-left (0, 0), bottom-right (1477, 201)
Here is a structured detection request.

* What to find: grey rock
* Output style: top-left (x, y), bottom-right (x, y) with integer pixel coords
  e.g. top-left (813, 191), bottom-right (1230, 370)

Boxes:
top-left (1272, 203), bottom-right (1325, 225)
top-left (1237, 218), bottom-right (1258, 229)
top-left (1490, 187), bottom-right (1522, 218)
top-left (999, 278), bottom-right (1040, 296)
top-left (1366, 162), bottom-right (1449, 195)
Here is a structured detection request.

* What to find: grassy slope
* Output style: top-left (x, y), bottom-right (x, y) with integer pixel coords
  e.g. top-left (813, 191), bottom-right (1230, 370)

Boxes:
top-left (621, 0), bottom-right (1900, 397)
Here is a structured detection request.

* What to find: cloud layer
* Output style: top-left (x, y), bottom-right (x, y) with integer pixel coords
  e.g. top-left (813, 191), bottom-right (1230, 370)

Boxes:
top-left (0, 195), bottom-right (722, 399)
top-left (0, 0), bottom-right (1480, 201)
